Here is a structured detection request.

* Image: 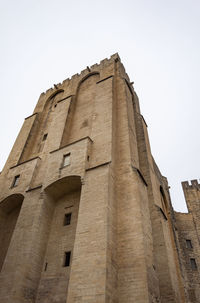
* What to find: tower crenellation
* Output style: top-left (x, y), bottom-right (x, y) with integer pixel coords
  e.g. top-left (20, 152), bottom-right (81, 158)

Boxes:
top-left (182, 179), bottom-right (200, 190)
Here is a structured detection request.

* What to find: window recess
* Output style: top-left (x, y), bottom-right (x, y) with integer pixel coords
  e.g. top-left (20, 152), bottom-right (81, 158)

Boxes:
top-left (63, 251), bottom-right (71, 267)
top-left (11, 175), bottom-right (20, 188)
top-left (190, 258), bottom-right (197, 270)
top-left (186, 239), bottom-right (193, 249)
top-left (42, 133), bottom-right (48, 141)
top-left (63, 153), bottom-right (71, 167)
top-left (64, 213), bottom-right (72, 226)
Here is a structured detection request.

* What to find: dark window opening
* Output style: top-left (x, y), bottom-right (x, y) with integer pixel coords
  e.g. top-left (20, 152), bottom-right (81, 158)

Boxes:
top-left (12, 175), bottom-right (20, 187)
top-left (190, 258), bottom-right (197, 270)
top-left (43, 133), bottom-right (48, 141)
top-left (64, 213), bottom-right (72, 226)
top-left (63, 153), bottom-right (70, 167)
top-left (64, 251), bottom-right (71, 267)
top-left (87, 155), bottom-right (90, 161)
top-left (186, 239), bottom-right (193, 249)
top-left (44, 262), bottom-right (48, 271)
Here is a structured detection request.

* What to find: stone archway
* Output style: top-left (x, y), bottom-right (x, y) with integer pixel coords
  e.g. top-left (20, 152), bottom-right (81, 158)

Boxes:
top-left (0, 193), bottom-right (24, 271)
top-left (35, 175), bottom-right (82, 303)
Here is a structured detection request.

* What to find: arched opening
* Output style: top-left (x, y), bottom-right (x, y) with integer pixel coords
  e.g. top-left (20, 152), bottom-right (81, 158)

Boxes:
top-left (19, 90), bottom-right (65, 162)
top-left (43, 89), bottom-right (64, 111)
top-left (61, 73), bottom-right (99, 146)
top-left (0, 194), bottom-right (24, 271)
top-left (45, 175), bottom-right (82, 199)
top-left (35, 176), bottom-right (82, 303)
top-left (153, 186), bottom-right (183, 300)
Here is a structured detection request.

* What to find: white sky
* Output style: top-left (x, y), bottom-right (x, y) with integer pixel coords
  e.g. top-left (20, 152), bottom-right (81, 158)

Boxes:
top-left (0, 0), bottom-right (199, 212)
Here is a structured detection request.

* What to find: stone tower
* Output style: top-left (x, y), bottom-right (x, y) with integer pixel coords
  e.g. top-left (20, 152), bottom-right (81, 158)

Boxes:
top-left (0, 54), bottom-right (199, 302)
top-left (175, 180), bottom-right (200, 302)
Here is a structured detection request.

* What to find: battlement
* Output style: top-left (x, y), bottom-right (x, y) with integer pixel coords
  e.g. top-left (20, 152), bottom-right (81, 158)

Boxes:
top-left (182, 179), bottom-right (200, 190)
top-left (40, 53), bottom-right (122, 96)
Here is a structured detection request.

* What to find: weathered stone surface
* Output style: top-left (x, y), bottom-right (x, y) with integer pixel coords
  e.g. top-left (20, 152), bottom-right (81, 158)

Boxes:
top-left (0, 54), bottom-right (199, 302)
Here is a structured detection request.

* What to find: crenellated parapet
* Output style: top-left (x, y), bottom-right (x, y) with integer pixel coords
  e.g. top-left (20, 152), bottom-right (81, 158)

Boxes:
top-left (40, 53), bottom-right (121, 95)
top-left (34, 53), bottom-right (135, 114)
top-left (182, 179), bottom-right (200, 190)
top-left (181, 179), bottom-right (200, 217)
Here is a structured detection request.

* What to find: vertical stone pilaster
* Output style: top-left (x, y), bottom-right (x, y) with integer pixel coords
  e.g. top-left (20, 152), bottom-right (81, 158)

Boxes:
top-left (67, 164), bottom-right (114, 303)
top-left (0, 189), bottom-right (54, 303)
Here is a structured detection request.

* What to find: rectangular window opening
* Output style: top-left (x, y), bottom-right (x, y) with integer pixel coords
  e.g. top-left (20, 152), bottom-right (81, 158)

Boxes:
top-left (12, 175), bottom-right (20, 187)
top-left (43, 133), bottom-right (48, 141)
top-left (64, 213), bottom-right (72, 226)
top-left (63, 153), bottom-right (70, 167)
top-left (64, 251), bottom-right (71, 267)
top-left (186, 239), bottom-right (193, 249)
top-left (190, 258), bottom-right (197, 270)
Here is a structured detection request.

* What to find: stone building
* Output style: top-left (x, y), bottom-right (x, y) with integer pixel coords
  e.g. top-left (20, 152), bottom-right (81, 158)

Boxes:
top-left (0, 53), bottom-right (199, 303)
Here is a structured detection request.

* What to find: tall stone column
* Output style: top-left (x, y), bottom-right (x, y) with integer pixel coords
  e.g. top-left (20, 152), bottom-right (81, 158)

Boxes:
top-left (0, 189), bottom-right (54, 303)
top-left (66, 164), bottom-right (117, 303)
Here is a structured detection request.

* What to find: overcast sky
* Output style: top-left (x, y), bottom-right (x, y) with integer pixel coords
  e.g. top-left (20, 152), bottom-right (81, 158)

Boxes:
top-left (0, 0), bottom-right (199, 212)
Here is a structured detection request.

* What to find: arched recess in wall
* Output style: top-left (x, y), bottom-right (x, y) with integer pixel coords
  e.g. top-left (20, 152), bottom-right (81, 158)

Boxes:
top-left (19, 90), bottom-right (64, 162)
top-left (43, 89), bottom-right (64, 111)
top-left (61, 72), bottom-right (100, 147)
top-left (158, 185), bottom-right (184, 301)
top-left (35, 175), bottom-right (82, 303)
top-left (0, 193), bottom-right (24, 271)
top-left (160, 186), bottom-right (168, 217)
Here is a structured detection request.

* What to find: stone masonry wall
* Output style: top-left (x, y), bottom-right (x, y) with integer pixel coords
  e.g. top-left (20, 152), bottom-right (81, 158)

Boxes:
top-left (175, 180), bottom-right (200, 302)
top-left (0, 54), bottom-right (198, 303)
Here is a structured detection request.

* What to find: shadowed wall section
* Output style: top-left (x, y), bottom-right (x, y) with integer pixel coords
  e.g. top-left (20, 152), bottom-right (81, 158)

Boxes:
top-left (61, 73), bottom-right (99, 146)
top-left (0, 194), bottom-right (24, 271)
top-left (35, 176), bottom-right (82, 303)
top-left (19, 90), bottom-right (64, 163)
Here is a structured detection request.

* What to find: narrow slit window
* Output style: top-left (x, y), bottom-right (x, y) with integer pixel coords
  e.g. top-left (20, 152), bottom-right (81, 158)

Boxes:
top-left (64, 251), bottom-right (71, 267)
top-left (43, 133), bottom-right (48, 141)
top-left (186, 239), bottom-right (193, 249)
top-left (12, 175), bottom-right (20, 187)
top-left (44, 262), bottom-right (48, 271)
top-left (190, 258), bottom-right (197, 270)
top-left (63, 153), bottom-right (70, 167)
top-left (64, 213), bottom-right (72, 226)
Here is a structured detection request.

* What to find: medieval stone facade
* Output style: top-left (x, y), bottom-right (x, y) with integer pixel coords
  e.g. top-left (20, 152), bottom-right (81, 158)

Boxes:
top-left (0, 54), bottom-right (199, 302)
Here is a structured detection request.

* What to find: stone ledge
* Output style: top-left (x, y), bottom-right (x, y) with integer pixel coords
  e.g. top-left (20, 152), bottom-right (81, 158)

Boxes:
top-left (50, 137), bottom-right (93, 154)
top-left (86, 161), bottom-right (111, 171)
top-left (57, 95), bottom-right (74, 104)
top-left (131, 165), bottom-right (148, 187)
top-left (10, 156), bottom-right (41, 169)
top-left (25, 113), bottom-right (38, 120)
top-left (96, 75), bottom-right (114, 84)
top-left (26, 185), bottom-right (43, 192)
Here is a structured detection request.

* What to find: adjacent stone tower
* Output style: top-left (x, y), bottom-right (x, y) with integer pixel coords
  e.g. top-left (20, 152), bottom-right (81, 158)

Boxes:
top-left (0, 54), bottom-right (199, 302)
top-left (175, 180), bottom-right (200, 302)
